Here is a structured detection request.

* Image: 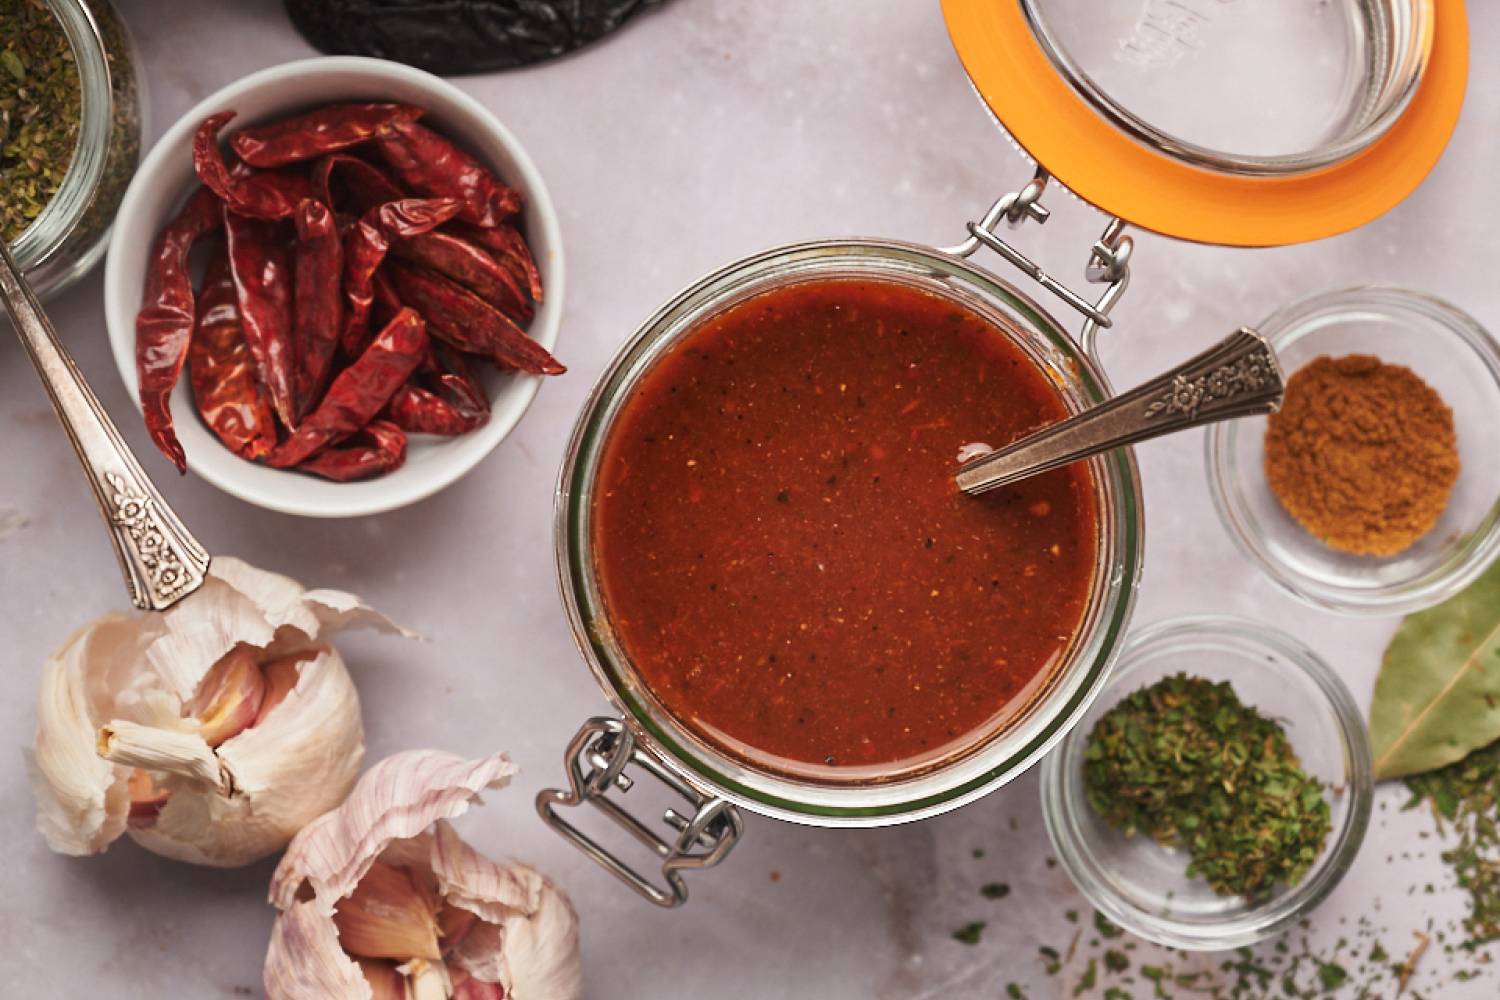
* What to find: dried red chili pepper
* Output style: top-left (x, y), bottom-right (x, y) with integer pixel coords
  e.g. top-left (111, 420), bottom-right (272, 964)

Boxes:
top-left (189, 247), bottom-right (278, 461)
top-left (390, 229), bottom-right (532, 322)
top-left (194, 112), bottom-right (314, 221)
top-left (339, 197), bottom-right (462, 357)
top-left (313, 153), bottom-right (405, 214)
top-left (450, 222), bottom-right (544, 303)
top-left (134, 185), bottom-right (223, 472)
top-left (291, 198), bottom-right (344, 419)
top-left (224, 208), bottom-right (298, 429)
top-left (229, 103), bottom-right (424, 168)
top-left (371, 270), bottom-right (403, 328)
top-left (299, 420), bottom-right (407, 481)
top-left (387, 262), bottom-right (564, 375)
top-left (387, 346), bottom-right (490, 436)
top-left (374, 119), bottom-right (521, 227)
top-left (271, 308), bottom-right (429, 468)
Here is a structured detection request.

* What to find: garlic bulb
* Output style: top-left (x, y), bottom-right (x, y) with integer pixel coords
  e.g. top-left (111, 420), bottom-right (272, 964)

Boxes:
top-left (265, 749), bottom-right (583, 1000)
top-left (27, 557), bottom-right (409, 867)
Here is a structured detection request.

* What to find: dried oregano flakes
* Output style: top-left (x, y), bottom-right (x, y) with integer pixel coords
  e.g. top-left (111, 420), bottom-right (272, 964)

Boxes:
top-left (0, 0), bottom-right (83, 242)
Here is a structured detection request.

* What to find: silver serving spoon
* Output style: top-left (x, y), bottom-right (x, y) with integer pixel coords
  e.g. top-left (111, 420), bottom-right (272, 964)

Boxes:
top-left (0, 241), bottom-right (209, 610)
top-left (957, 328), bottom-right (1284, 495)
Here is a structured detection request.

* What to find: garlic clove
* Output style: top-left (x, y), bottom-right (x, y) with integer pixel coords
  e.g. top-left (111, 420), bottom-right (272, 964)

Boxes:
top-left (27, 614), bottom-right (153, 856)
top-left (126, 768), bottom-right (170, 827)
top-left (185, 645), bottom-right (266, 747)
top-left (333, 861), bottom-right (442, 963)
top-left (485, 864), bottom-right (584, 1000)
top-left (265, 900), bottom-right (376, 1000)
top-left (254, 654), bottom-right (307, 727)
top-left (442, 859), bottom-right (583, 1000)
top-left (97, 720), bottom-right (226, 793)
top-left (436, 900), bottom-right (480, 956)
top-left (357, 960), bottom-right (406, 1000)
top-left (449, 969), bottom-right (504, 1000)
top-left (271, 750), bottom-right (517, 914)
top-left (400, 960), bottom-right (450, 1000)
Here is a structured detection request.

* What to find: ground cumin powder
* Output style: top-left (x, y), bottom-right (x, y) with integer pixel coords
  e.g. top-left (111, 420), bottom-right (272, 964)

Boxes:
top-left (1263, 354), bottom-right (1459, 557)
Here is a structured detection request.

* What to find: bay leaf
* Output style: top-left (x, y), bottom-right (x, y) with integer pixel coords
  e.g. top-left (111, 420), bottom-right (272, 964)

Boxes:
top-left (1370, 556), bottom-right (1500, 780)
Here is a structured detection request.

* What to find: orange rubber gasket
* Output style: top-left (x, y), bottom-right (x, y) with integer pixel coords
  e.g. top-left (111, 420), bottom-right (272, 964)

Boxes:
top-left (941, 0), bottom-right (1468, 247)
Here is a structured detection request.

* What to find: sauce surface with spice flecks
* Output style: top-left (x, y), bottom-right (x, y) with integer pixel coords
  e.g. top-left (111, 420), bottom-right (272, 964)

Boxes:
top-left (592, 277), bottom-right (1098, 774)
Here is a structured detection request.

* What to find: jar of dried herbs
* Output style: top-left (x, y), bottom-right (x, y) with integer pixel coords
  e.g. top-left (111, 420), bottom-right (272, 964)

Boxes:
top-left (2, 0), bottom-right (141, 300)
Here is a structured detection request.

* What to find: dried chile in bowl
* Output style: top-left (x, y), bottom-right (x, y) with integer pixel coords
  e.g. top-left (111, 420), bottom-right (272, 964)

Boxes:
top-left (284, 0), bottom-right (672, 75)
top-left (132, 101), bottom-right (563, 482)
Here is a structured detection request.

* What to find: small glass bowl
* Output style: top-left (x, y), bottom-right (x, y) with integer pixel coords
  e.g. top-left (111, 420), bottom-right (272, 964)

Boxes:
top-left (1206, 287), bottom-right (1500, 615)
top-left (1039, 616), bottom-right (1373, 951)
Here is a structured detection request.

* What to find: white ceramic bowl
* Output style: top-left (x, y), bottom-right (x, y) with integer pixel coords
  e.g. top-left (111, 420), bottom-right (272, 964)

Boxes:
top-left (104, 57), bottom-right (564, 517)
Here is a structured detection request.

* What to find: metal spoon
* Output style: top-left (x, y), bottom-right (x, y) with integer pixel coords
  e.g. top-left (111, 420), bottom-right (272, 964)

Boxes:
top-left (0, 241), bottom-right (209, 610)
top-left (956, 327), bottom-right (1284, 495)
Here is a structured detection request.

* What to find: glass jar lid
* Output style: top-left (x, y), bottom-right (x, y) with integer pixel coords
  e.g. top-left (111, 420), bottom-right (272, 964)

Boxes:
top-left (942, 0), bottom-right (1467, 246)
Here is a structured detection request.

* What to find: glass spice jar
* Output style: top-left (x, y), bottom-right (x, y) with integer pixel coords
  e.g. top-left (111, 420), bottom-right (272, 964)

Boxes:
top-left (7, 0), bottom-right (143, 300)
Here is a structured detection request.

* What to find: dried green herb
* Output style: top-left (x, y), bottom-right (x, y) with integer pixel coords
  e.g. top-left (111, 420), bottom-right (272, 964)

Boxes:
top-left (1370, 556), bottom-right (1500, 779)
top-left (1073, 957), bottom-right (1097, 996)
top-left (1083, 673), bottom-right (1332, 898)
top-left (980, 881), bottom-right (1010, 900)
top-left (0, 0), bottom-right (82, 242)
top-left (1404, 737), bottom-right (1500, 945)
top-left (951, 921), bottom-right (985, 945)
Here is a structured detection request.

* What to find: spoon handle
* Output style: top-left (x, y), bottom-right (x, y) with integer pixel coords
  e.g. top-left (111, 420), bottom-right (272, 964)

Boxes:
top-left (0, 243), bottom-right (209, 610)
top-left (957, 328), bottom-right (1283, 495)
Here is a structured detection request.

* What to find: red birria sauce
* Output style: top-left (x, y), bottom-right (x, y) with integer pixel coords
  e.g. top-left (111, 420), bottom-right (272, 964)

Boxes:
top-left (593, 277), bottom-right (1097, 774)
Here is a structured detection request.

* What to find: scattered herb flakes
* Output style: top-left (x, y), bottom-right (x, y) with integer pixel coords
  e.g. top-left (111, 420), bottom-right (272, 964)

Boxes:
top-left (0, 0), bottom-right (82, 242)
top-left (1316, 960), bottom-right (1348, 990)
top-left (1073, 957), bottom-right (1098, 996)
top-left (1083, 673), bottom-right (1332, 898)
top-left (1066, 909), bottom-right (1079, 923)
top-left (1104, 948), bottom-right (1130, 973)
top-left (980, 882), bottom-right (1011, 900)
top-left (1405, 738), bottom-right (1500, 945)
top-left (1095, 910), bottom-right (1124, 939)
top-left (951, 921), bottom-right (985, 945)
top-left (1039, 945), bottom-right (1062, 975)
top-left (1005, 984), bottom-right (1025, 1000)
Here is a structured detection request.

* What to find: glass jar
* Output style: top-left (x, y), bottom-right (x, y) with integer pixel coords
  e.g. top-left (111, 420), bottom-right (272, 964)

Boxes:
top-left (540, 237), bottom-right (1144, 905)
top-left (537, 0), bottom-right (1469, 909)
top-left (8, 0), bottom-right (143, 300)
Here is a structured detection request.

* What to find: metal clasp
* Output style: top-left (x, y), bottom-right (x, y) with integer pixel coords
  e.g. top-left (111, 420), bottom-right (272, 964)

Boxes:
top-left (537, 718), bottom-right (743, 908)
top-left (942, 168), bottom-right (1134, 357)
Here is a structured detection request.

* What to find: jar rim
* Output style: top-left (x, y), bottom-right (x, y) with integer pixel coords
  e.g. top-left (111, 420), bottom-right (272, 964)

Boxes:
top-left (9, 0), bottom-right (114, 274)
top-left (552, 239), bottom-right (1144, 825)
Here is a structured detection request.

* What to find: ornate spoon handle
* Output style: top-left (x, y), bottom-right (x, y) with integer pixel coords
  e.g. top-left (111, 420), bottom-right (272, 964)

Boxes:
top-left (957, 328), bottom-right (1284, 495)
top-left (0, 242), bottom-right (209, 610)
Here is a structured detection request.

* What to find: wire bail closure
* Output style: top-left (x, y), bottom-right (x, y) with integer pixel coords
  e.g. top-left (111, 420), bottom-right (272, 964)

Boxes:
top-left (536, 718), bottom-right (744, 908)
top-left (942, 169), bottom-right (1134, 357)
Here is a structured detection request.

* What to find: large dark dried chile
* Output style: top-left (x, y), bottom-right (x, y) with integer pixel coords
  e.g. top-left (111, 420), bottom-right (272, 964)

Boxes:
top-left (284, 0), bottom-right (671, 75)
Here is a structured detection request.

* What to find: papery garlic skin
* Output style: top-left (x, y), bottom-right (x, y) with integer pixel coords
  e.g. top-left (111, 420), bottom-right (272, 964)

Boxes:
top-left (27, 557), bottom-right (409, 867)
top-left (266, 750), bottom-right (583, 1000)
